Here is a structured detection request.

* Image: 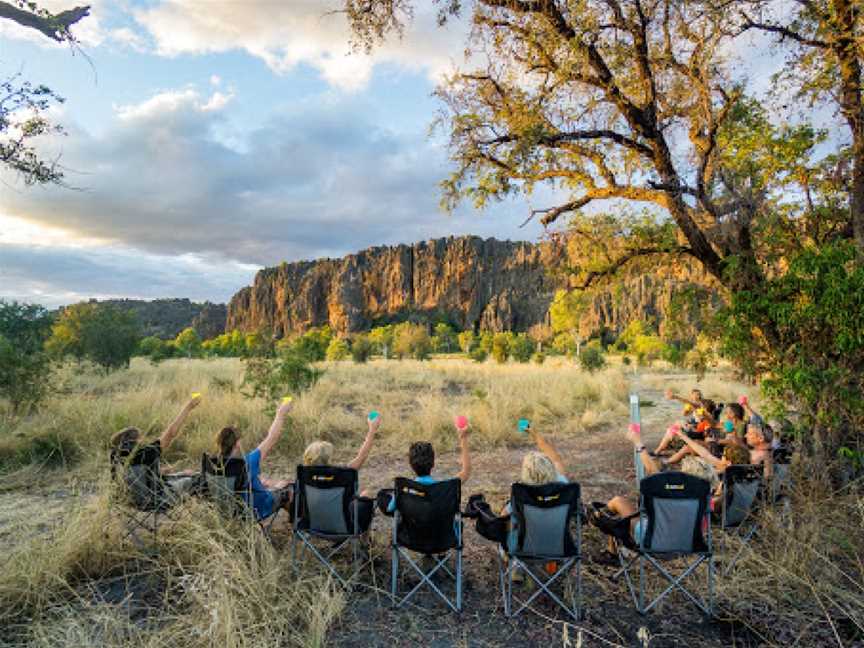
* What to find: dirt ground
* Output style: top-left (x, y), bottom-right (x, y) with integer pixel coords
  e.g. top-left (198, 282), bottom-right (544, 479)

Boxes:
top-left (0, 373), bottom-right (763, 648)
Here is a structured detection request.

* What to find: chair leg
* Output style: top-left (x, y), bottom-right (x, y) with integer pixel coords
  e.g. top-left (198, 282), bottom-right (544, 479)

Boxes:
top-left (390, 545), bottom-right (399, 605)
top-left (638, 554), bottom-right (646, 615)
top-left (456, 548), bottom-right (463, 612)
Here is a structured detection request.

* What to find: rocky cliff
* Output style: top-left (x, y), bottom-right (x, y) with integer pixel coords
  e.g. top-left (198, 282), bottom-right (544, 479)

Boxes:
top-left (226, 236), bottom-right (716, 338)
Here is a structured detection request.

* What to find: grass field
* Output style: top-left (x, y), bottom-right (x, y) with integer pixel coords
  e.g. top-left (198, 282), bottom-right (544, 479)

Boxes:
top-left (0, 358), bottom-right (861, 647)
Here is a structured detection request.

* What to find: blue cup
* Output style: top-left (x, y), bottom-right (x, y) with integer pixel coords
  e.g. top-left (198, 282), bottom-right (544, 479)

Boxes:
top-left (368, 410), bottom-right (380, 421)
top-left (518, 418), bottom-right (530, 434)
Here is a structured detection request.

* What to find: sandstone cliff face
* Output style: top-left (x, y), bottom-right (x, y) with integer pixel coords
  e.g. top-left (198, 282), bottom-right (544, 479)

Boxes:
top-left (226, 236), bottom-right (715, 338)
top-left (226, 237), bottom-right (563, 336)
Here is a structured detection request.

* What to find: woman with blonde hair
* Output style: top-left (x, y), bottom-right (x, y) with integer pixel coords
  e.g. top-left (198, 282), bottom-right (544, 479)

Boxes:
top-left (300, 413), bottom-right (381, 496)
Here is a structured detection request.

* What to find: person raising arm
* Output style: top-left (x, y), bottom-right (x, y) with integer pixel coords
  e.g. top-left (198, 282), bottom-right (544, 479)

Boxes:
top-left (347, 413), bottom-right (381, 471)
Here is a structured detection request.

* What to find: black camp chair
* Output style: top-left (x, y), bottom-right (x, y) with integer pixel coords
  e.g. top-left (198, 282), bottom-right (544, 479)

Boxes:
top-left (499, 481), bottom-right (582, 621)
top-left (718, 464), bottom-right (763, 574)
top-left (616, 472), bottom-right (714, 616)
top-left (110, 443), bottom-right (178, 545)
top-left (200, 454), bottom-right (282, 540)
top-left (390, 478), bottom-right (463, 612)
top-left (292, 465), bottom-right (374, 587)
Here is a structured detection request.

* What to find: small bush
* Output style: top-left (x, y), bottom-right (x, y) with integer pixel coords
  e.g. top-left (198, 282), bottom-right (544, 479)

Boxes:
top-left (532, 352), bottom-right (546, 365)
top-left (242, 349), bottom-right (323, 410)
top-left (468, 347), bottom-right (488, 362)
top-left (491, 333), bottom-right (510, 364)
top-left (509, 334), bottom-right (533, 363)
top-left (350, 335), bottom-right (373, 363)
top-left (325, 338), bottom-right (349, 361)
top-left (579, 345), bottom-right (606, 372)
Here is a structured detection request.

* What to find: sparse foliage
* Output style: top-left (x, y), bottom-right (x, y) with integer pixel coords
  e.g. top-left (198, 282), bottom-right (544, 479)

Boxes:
top-left (47, 303), bottom-right (140, 372)
top-left (0, 300), bottom-right (54, 414)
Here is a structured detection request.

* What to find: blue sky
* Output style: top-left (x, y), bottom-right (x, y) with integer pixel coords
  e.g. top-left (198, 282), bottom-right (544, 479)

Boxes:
top-left (0, 1), bottom-right (555, 308)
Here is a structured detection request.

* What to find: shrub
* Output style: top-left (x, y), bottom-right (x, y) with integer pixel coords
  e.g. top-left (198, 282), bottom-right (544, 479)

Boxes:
top-left (432, 323), bottom-right (457, 353)
top-left (509, 334), bottom-right (533, 363)
top-left (532, 351), bottom-right (546, 365)
top-left (491, 333), bottom-right (510, 363)
top-left (579, 345), bottom-right (606, 372)
top-left (368, 325), bottom-right (395, 359)
top-left (325, 338), bottom-right (349, 361)
top-left (551, 332), bottom-right (577, 357)
top-left (174, 327), bottom-right (202, 358)
top-left (468, 347), bottom-right (488, 362)
top-left (350, 335), bottom-right (373, 363)
top-left (478, 331), bottom-right (494, 355)
top-left (242, 348), bottom-right (323, 410)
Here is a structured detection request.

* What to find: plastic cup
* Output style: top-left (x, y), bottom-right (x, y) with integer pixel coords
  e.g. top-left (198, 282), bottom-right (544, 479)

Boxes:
top-left (455, 415), bottom-right (468, 430)
top-left (191, 392), bottom-right (201, 399)
top-left (517, 418), bottom-right (530, 434)
top-left (281, 396), bottom-right (293, 405)
top-left (738, 395), bottom-right (748, 406)
top-left (368, 410), bottom-right (380, 422)
top-left (628, 423), bottom-right (641, 434)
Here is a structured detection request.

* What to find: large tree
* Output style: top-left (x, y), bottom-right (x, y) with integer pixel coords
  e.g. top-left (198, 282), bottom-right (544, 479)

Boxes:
top-left (730, 0), bottom-right (864, 250)
top-left (344, 0), bottom-right (862, 454)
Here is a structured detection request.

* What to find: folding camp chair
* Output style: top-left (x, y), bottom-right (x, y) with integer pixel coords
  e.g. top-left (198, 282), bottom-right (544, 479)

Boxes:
top-left (718, 464), bottom-right (763, 574)
top-left (200, 454), bottom-right (282, 540)
top-left (292, 465), bottom-right (374, 587)
top-left (498, 481), bottom-right (582, 621)
top-left (617, 472), bottom-right (714, 616)
top-left (110, 444), bottom-right (176, 546)
top-left (390, 478), bottom-right (463, 612)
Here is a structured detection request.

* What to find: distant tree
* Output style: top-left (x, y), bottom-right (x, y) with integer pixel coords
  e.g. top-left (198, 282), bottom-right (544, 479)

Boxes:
top-left (550, 290), bottom-right (591, 357)
top-left (369, 324), bottom-right (395, 359)
top-left (478, 331), bottom-right (494, 355)
top-left (174, 327), bottom-right (202, 358)
top-left (393, 323), bottom-right (432, 360)
top-left (242, 348), bottom-right (323, 413)
top-left (350, 334), bottom-right (374, 363)
top-left (527, 323), bottom-right (554, 353)
top-left (509, 334), bottom-right (533, 363)
top-left (457, 330), bottom-right (476, 353)
top-left (0, 300), bottom-right (54, 414)
top-left (469, 346), bottom-right (488, 363)
top-left (325, 337), bottom-right (350, 361)
top-left (551, 332), bottom-right (577, 358)
top-left (48, 302), bottom-right (140, 372)
top-left (432, 323), bottom-right (457, 353)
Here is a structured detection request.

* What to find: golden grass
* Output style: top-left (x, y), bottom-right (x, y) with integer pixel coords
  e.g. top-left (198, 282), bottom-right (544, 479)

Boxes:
top-left (0, 485), bottom-right (343, 647)
top-left (1, 357), bottom-right (630, 474)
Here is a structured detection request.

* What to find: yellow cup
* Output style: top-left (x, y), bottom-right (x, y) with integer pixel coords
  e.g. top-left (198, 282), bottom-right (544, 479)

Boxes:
top-left (191, 392), bottom-right (201, 399)
top-left (282, 396), bottom-right (293, 404)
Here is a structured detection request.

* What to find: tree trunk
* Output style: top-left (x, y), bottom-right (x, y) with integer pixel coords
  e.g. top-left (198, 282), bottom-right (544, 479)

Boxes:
top-left (832, 0), bottom-right (864, 252)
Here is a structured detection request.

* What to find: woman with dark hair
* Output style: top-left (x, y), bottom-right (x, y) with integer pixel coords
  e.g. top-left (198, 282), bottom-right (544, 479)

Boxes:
top-left (213, 400), bottom-right (293, 520)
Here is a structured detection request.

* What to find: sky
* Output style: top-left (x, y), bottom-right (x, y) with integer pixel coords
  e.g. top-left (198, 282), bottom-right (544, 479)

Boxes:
top-left (0, 0), bottom-right (559, 308)
top-left (0, 1), bottom-right (815, 309)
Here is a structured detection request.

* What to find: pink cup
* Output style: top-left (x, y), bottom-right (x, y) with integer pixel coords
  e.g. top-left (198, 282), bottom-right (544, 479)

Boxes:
top-left (738, 395), bottom-right (748, 406)
top-left (455, 415), bottom-right (468, 430)
top-left (628, 423), bottom-right (641, 434)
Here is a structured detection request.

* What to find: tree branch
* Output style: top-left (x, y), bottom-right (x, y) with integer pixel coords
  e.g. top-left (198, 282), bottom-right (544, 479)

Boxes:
top-left (739, 13), bottom-right (828, 47)
top-left (0, 2), bottom-right (90, 42)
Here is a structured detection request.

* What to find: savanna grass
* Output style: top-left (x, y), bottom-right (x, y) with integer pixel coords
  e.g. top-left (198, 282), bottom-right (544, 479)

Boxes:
top-left (1, 357), bottom-right (630, 476)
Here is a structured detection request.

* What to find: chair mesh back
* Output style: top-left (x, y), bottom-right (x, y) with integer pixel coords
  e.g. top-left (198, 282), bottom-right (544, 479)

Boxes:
top-left (114, 443), bottom-right (165, 509)
top-left (641, 472), bottom-right (710, 553)
top-left (510, 482), bottom-right (581, 558)
top-left (296, 465), bottom-right (358, 535)
top-left (394, 478), bottom-right (461, 554)
top-left (723, 465), bottom-right (762, 528)
top-left (306, 486), bottom-right (348, 534)
top-left (201, 454), bottom-right (249, 516)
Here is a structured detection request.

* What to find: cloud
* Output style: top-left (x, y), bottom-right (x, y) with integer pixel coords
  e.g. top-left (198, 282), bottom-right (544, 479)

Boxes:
top-left (132, 1), bottom-right (470, 91)
top-left (1, 83), bottom-right (547, 305)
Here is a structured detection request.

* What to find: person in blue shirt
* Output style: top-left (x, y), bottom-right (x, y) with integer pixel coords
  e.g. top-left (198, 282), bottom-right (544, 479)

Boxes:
top-left (214, 399), bottom-right (293, 520)
top-left (387, 420), bottom-right (471, 512)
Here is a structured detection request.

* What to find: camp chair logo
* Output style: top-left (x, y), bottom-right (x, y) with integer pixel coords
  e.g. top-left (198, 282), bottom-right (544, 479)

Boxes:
top-left (536, 494), bottom-right (560, 503)
top-left (402, 487), bottom-right (426, 497)
top-left (312, 475), bottom-right (335, 482)
top-left (664, 484), bottom-right (685, 490)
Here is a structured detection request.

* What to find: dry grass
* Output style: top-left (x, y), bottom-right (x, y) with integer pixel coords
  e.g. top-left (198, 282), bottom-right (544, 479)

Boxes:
top-left (0, 483), bottom-right (343, 647)
top-left (1, 357), bottom-right (630, 474)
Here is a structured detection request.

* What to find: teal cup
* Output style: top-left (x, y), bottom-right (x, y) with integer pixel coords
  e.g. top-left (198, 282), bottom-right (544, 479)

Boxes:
top-left (518, 418), bottom-right (530, 434)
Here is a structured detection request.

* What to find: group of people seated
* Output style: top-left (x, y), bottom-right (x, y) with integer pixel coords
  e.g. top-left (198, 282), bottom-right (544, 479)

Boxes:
top-left (595, 388), bottom-right (784, 552)
top-left (109, 385), bottom-right (786, 564)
